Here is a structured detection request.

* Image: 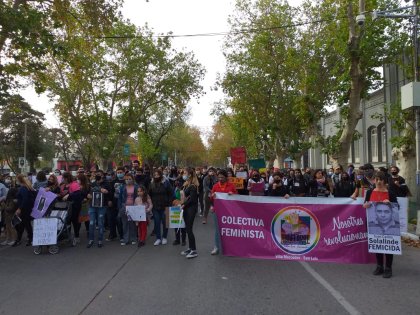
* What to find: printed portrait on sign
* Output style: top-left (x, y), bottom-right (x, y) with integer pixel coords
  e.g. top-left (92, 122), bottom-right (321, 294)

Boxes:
top-left (37, 197), bottom-right (46, 211)
top-left (367, 202), bottom-right (400, 236)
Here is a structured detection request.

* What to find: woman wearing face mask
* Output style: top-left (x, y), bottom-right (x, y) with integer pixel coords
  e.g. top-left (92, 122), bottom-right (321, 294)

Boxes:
top-left (247, 170), bottom-right (265, 196)
top-left (268, 172), bottom-right (290, 198)
top-left (45, 175), bottom-right (61, 194)
top-left (77, 173), bottom-right (91, 236)
top-left (287, 169), bottom-right (308, 197)
top-left (118, 173), bottom-right (139, 246)
top-left (308, 170), bottom-right (331, 197)
top-left (149, 170), bottom-right (173, 246)
top-left (387, 166), bottom-right (409, 197)
top-left (210, 170), bottom-right (237, 255)
top-left (363, 171), bottom-right (398, 278)
top-left (351, 164), bottom-right (376, 200)
top-left (180, 167), bottom-right (200, 259)
top-left (332, 172), bottom-right (355, 197)
top-left (61, 172), bottom-right (83, 244)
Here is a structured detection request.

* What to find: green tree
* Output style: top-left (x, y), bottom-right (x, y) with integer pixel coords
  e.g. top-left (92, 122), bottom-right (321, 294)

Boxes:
top-left (34, 18), bottom-right (204, 169)
top-left (0, 95), bottom-right (44, 171)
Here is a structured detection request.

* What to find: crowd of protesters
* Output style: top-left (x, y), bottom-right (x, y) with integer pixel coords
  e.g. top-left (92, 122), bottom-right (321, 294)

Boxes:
top-left (0, 161), bottom-right (410, 269)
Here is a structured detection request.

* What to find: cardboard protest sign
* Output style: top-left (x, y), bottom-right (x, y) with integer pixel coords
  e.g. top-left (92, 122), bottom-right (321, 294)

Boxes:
top-left (367, 202), bottom-right (402, 255)
top-left (126, 205), bottom-right (146, 222)
top-left (229, 177), bottom-right (244, 190)
top-left (33, 218), bottom-right (58, 246)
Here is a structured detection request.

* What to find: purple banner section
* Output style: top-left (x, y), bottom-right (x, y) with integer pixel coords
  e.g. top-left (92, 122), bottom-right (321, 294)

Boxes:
top-left (214, 194), bottom-right (376, 264)
top-left (31, 188), bottom-right (57, 219)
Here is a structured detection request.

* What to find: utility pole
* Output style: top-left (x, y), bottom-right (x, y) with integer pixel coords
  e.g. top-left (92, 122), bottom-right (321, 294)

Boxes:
top-left (23, 121), bottom-right (27, 174)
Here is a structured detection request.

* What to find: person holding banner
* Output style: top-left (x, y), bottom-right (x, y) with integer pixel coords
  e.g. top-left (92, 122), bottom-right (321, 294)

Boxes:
top-left (363, 171), bottom-right (398, 279)
top-left (180, 167), bottom-right (199, 259)
top-left (210, 170), bottom-right (237, 255)
top-left (134, 185), bottom-right (152, 247)
top-left (268, 172), bottom-right (289, 198)
top-left (247, 170), bottom-right (265, 196)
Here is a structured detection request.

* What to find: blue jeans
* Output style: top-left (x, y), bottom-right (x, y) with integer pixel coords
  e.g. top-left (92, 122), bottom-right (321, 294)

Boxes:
top-left (213, 211), bottom-right (221, 252)
top-left (88, 207), bottom-right (107, 242)
top-left (152, 209), bottom-right (168, 240)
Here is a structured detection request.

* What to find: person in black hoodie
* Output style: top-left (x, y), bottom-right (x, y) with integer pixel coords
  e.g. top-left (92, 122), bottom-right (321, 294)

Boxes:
top-left (333, 172), bottom-right (355, 197)
top-left (268, 172), bottom-right (290, 198)
top-left (149, 169), bottom-right (173, 246)
top-left (288, 169), bottom-right (308, 197)
top-left (388, 166), bottom-right (409, 197)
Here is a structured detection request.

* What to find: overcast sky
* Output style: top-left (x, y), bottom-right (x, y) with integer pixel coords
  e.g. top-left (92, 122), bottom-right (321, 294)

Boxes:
top-left (20, 0), bottom-right (302, 138)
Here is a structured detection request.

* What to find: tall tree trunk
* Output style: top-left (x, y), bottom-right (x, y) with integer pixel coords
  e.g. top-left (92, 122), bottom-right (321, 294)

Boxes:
top-left (331, 1), bottom-right (364, 168)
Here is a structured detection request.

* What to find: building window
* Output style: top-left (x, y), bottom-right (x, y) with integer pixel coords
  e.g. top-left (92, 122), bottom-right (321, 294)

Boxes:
top-left (354, 139), bottom-right (360, 163)
top-left (378, 124), bottom-right (387, 163)
top-left (370, 127), bottom-right (378, 162)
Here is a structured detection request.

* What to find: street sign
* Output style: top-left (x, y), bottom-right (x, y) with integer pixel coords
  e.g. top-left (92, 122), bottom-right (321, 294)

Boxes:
top-left (161, 152), bottom-right (168, 161)
top-left (123, 144), bottom-right (130, 156)
top-left (18, 157), bottom-right (25, 168)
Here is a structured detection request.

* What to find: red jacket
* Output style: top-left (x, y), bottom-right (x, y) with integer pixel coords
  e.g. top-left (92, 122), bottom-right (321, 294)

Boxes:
top-left (211, 181), bottom-right (238, 200)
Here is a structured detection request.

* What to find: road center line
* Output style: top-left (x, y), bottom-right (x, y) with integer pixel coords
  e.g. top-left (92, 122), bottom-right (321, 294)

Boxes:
top-left (300, 262), bottom-right (361, 315)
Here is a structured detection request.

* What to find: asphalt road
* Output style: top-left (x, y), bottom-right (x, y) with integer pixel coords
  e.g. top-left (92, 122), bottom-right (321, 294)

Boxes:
top-left (0, 215), bottom-right (419, 315)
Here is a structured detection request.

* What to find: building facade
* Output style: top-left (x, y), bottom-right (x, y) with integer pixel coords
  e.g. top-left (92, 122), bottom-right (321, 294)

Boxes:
top-left (307, 63), bottom-right (407, 170)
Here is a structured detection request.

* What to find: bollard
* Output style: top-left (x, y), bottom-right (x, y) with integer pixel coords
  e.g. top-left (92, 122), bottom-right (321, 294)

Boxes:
top-left (417, 210), bottom-right (420, 235)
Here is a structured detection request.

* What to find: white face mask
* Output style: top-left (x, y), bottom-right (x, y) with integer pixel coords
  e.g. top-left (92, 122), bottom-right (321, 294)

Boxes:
top-left (5, 179), bottom-right (11, 185)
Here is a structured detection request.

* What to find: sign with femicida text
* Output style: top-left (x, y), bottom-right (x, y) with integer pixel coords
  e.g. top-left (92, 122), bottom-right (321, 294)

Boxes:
top-left (366, 202), bottom-right (401, 255)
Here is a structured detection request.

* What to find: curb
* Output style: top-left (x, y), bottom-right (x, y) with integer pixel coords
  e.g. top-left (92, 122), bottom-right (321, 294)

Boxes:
top-left (401, 232), bottom-right (420, 241)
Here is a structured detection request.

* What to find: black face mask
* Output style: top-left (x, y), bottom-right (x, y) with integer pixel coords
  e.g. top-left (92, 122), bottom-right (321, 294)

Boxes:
top-left (154, 176), bottom-right (162, 182)
top-left (253, 176), bottom-right (260, 181)
top-left (135, 175), bottom-right (144, 181)
top-left (95, 175), bottom-right (102, 181)
top-left (342, 177), bottom-right (349, 181)
top-left (47, 181), bottom-right (54, 186)
top-left (391, 172), bottom-right (398, 176)
top-left (274, 179), bottom-right (281, 184)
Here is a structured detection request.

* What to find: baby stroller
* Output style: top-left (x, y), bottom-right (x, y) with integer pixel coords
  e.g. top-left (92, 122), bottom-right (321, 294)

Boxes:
top-left (33, 200), bottom-right (76, 255)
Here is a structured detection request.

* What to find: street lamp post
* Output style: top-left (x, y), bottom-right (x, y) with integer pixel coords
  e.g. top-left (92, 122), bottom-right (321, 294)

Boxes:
top-left (23, 120), bottom-right (27, 174)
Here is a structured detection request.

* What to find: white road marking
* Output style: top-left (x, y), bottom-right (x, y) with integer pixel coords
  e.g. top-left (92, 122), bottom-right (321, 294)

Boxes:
top-left (300, 262), bottom-right (361, 315)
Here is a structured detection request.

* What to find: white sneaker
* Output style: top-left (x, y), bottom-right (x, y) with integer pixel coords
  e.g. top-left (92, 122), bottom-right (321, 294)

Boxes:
top-left (0, 240), bottom-right (9, 246)
top-left (131, 241), bottom-right (137, 245)
top-left (75, 237), bottom-right (81, 244)
top-left (154, 239), bottom-right (162, 246)
top-left (181, 248), bottom-right (192, 256)
top-left (211, 247), bottom-right (219, 255)
top-left (186, 250), bottom-right (198, 259)
top-left (7, 241), bottom-right (16, 246)
top-left (162, 238), bottom-right (168, 245)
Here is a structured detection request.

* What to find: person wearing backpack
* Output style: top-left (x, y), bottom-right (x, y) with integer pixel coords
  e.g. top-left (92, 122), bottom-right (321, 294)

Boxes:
top-left (14, 174), bottom-right (36, 246)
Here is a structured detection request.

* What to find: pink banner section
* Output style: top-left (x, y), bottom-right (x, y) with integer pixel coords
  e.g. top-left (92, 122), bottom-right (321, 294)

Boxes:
top-left (214, 194), bottom-right (376, 264)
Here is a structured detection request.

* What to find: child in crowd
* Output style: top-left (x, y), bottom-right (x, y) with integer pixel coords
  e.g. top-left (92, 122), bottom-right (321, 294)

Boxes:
top-left (134, 186), bottom-right (153, 247)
